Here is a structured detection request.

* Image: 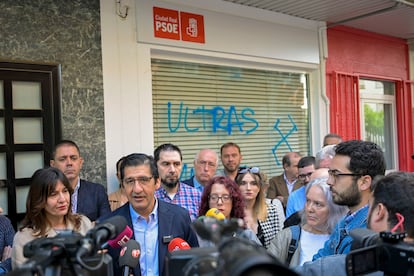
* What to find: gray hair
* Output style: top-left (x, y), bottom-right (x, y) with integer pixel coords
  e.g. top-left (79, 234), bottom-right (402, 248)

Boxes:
top-left (315, 144), bottom-right (336, 169)
top-left (300, 177), bottom-right (348, 233)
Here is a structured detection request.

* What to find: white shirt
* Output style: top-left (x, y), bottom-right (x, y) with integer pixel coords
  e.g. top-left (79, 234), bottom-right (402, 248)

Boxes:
top-left (299, 229), bottom-right (330, 265)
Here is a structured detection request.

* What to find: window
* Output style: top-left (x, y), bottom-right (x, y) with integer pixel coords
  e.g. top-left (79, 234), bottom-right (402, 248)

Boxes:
top-left (359, 79), bottom-right (397, 171)
top-left (152, 59), bottom-right (310, 179)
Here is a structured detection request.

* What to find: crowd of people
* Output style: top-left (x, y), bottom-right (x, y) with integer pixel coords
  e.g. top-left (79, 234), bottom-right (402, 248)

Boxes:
top-left (1, 134), bottom-right (414, 276)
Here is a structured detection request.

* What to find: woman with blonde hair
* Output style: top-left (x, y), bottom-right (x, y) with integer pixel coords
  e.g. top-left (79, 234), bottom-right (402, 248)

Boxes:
top-left (12, 167), bottom-right (93, 268)
top-left (236, 167), bottom-right (285, 249)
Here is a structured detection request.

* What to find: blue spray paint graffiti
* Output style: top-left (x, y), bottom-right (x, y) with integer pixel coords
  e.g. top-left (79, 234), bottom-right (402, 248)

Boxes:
top-left (166, 102), bottom-right (299, 176)
top-left (271, 114), bottom-right (298, 166)
top-left (168, 102), bottom-right (259, 135)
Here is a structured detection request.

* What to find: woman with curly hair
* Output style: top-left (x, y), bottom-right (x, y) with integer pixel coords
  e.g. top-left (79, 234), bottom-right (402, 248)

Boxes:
top-left (198, 175), bottom-right (260, 246)
top-left (12, 167), bottom-right (93, 268)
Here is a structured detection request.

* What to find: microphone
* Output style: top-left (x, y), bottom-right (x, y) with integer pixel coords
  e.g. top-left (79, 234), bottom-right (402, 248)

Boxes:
top-left (168, 237), bottom-right (191, 252)
top-left (119, 239), bottom-right (141, 276)
top-left (101, 225), bottom-right (133, 249)
top-left (77, 216), bottom-right (128, 258)
top-left (91, 216), bottom-right (128, 246)
top-left (205, 208), bottom-right (226, 220)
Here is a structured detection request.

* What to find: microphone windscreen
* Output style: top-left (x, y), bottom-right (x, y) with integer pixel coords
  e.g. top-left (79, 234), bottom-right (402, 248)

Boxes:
top-left (168, 237), bottom-right (191, 252)
top-left (205, 208), bottom-right (226, 220)
top-left (106, 225), bottom-right (133, 249)
top-left (98, 215), bottom-right (128, 239)
top-left (119, 239), bottom-right (141, 268)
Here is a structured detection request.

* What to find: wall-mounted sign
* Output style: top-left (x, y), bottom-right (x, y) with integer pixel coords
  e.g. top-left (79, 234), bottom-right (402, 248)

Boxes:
top-left (153, 6), bottom-right (205, 44)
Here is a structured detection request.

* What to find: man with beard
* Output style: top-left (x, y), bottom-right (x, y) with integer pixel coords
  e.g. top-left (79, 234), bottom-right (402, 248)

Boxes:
top-left (154, 143), bottom-right (201, 220)
top-left (312, 140), bottom-right (385, 260)
top-left (295, 171), bottom-right (414, 276)
top-left (217, 142), bottom-right (243, 180)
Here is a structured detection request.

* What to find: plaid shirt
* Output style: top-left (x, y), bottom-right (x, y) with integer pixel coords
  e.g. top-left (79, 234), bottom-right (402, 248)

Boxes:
top-left (155, 182), bottom-right (201, 221)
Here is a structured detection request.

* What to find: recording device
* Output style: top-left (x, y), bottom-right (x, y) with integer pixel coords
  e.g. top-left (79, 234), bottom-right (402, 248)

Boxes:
top-left (14, 216), bottom-right (128, 276)
top-left (346, 228), bottom-right (414, 276)
top-left (119, 239), bottom-right (141, 276)
top-left (168, 238), bottom-right (191, 252)
top-left (205, 207), bottom-right (226, 220)
top-left (165, 208), bottom-right (298, 276)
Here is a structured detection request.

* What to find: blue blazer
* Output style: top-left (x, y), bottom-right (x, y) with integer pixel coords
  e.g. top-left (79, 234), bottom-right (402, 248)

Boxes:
top-left (182, 176), bottom-right (195, 187)
top-left (103, 200), bottom-right (199, 276)
top-left (77, 179), bottom-right (111, 222)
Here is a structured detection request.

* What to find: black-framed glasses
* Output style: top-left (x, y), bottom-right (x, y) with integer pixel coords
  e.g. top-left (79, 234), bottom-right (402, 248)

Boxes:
top-left (208, 194), bottom-right (232, 203)
top-left (298, 171), bottom-right (314, 180)
top-left (328, 169), bottom-right (362, 180)
top-left (123, 176), bottom-right (153, 186)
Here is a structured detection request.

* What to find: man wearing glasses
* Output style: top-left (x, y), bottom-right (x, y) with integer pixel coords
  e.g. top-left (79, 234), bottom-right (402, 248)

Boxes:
top-left (285, 156), bottom-right (316, 219)
top-left (312, 140), bottom-right (385, 260)
top-left (101, 153), bottom-right (199, 276)
top-left (183, 148), bottom-right (219, 193)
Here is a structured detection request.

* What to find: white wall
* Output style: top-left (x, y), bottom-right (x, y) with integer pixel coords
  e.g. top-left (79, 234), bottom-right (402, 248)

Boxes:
top-left (100, 0), bottom-right (329, 192)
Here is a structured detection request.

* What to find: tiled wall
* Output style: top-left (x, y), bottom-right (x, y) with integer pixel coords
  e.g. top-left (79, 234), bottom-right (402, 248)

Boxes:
top-left (0, 0), bottom-right (107, 186)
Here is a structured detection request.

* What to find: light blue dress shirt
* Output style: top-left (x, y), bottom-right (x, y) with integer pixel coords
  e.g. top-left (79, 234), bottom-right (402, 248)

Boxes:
top-left (129, 201), bottom-right (159, 276)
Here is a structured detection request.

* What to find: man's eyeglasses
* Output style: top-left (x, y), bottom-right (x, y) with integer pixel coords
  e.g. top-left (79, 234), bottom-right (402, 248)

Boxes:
top-left (328, 170), bottom-right (362, 180)
top-left (123, 176), bottom-right (153, 186)
top-left (298, 172), bottom-right (314, 180)
top-left (208, 194), bottom-right (232, 203)
top-left (197, 160), bottom-right (216, 168)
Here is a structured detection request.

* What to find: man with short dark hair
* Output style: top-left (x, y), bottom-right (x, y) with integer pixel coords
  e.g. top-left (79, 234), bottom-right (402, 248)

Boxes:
top-left (154, 143), bottom-right (201, 220)
top-left (295, 171), bottom-right (414, 276)
top-left (218, 142), bottom-right (243, 180)
top-left (102, 153), bottom-right (199, 276)
top-left (322, 133), bottom-right (342, 147)
top-left (267, 152), bottom-right (302, 208)
top-left (312, 140), bottom-right (386, 260)
top-left (285, 156), bottom-right (316, 218)
top-left (50, 140), bottom-right (111, 222)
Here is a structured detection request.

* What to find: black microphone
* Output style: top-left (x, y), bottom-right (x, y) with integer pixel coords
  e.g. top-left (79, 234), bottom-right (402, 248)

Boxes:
top-left (91, 216), bottom-right (128, 246)
top-left (77, 216), bottom-right (128, 258)
top-left (119, 239), bottom-right (141, 276)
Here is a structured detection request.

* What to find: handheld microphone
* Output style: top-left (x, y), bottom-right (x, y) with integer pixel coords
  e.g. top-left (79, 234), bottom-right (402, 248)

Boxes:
top-left (119, 239), bottom-right (141, 276)
top-left (77, 216), bottom-right (128, 258)
top-left (205, 208), bottom-right (226, 220)
top-left (101, 225), bottom-right (133, 249)
top-left (167, 237), bottom-right (191, 252)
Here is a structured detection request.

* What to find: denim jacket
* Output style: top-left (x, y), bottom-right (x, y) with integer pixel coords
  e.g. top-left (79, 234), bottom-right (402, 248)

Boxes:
top-left (312, 205), bottom-right (368, 260)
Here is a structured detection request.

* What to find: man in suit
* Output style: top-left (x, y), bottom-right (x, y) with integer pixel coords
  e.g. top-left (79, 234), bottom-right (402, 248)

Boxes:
top-left (182, 148), bottom-right (218, 193)
top-left (50, 140), bottom-right (111, 222)
top-left (267, 152), bottom-right (302, 208)
top-left (103, 153), bottom-right (199, 276)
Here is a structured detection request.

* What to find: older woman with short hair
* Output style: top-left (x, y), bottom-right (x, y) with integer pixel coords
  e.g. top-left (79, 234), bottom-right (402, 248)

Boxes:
top-left (268, 177), bottom-right (348, 266)
top-left (12, 167), bottom-right (93, 268)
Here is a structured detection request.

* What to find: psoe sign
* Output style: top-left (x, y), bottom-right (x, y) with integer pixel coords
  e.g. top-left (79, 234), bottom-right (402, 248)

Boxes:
top-left (153, 6), bottom-right (205, 43)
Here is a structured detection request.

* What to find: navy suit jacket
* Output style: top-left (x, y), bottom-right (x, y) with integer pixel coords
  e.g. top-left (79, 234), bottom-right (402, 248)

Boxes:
top-left (182, 176), bottom-right (195, 187)
top-left (77, 179), bottom-right (111, 222)
top-left (102, 200), bottom-right (199, 276)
